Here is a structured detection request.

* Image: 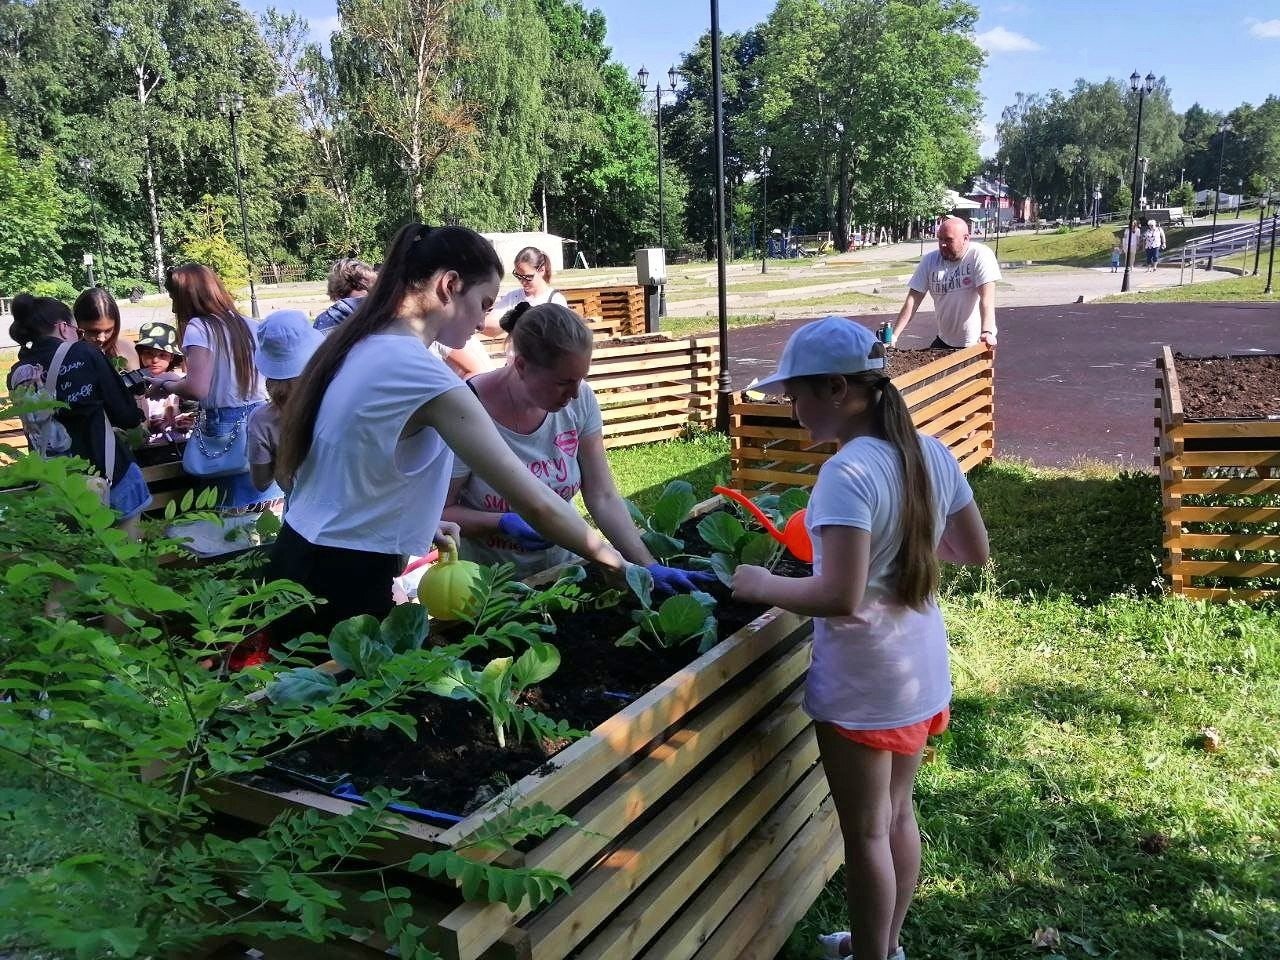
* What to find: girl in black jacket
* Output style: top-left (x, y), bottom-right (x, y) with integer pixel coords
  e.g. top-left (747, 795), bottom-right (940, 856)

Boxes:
top-left (7, 294), bottom-right (150, 527)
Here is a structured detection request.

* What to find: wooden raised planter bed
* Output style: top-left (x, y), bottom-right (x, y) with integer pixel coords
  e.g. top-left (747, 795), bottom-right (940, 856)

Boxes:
top-left (729, 343), bottom-right (995, 490)
top-left (561, 285), bottom-right (647, 337)
top-left (1155, 346), bottom-right (1280, 601)
top-left (204, 498), bottom-right (837, 960)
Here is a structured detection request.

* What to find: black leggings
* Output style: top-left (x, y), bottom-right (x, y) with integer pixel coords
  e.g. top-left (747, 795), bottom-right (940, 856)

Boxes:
top-left (266, 523), bottom-right (403, 644)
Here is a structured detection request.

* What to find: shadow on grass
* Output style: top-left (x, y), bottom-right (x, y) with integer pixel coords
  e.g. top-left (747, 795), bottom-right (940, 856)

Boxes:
top-left (946, 462), bottom-right (1163, 604)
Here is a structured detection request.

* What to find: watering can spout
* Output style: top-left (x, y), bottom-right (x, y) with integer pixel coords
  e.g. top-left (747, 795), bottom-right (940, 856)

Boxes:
top-left (712, 486), bottom-right (814, 563)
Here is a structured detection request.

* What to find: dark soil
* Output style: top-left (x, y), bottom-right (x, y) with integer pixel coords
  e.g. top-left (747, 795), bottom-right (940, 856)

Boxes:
top-left (263, 507), bottom-right (811, 820)
top-left (1174, 354), bottom-right (1280, 420)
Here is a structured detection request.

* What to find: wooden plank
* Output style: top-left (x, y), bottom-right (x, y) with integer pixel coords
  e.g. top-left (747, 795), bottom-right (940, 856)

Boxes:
top-left (573, 728), bottom-right (820, 960)
top-left (1171, 450), bottom-right (1280, 468)
top-left (525, 688), bottom-right (815, 960)
top-left (919, 396), bottom-right (993, 443)
top-left (1168, 505), bottom-right (1280, 524)
top-left (1173, 560), bottom-right (1280, 577)
top-left (905, 375), bottom-right (992, 428)
top-left (731, 466), bottom-right (821, 489)
top-left (435, 609), bottom-right (809, 851)
top-left (956, 441), bottom-right (994, 474)
top-left (732, 446), bottom-right (833, 467)
top-left (603, 428), bottom-right (689, 450)
top-left (1167, 477), bottom-right (1280, 496)
top-left (900, 362), bottom-right (992, 416)
top-left (731, 424), bottom-right (824, 444)
top-left (639, 791), bottom-right (836, 960)
top-left (688, 802), bottom-right (840, 960)
top-left (1160, 346), bottom-right (1184, 425)
top-left (1176, 421), bottom-right (1280, 438)
top-left (1175, 533), bottom-right (1280, 551)
top-left (438, 640), bottom-right (814, 960)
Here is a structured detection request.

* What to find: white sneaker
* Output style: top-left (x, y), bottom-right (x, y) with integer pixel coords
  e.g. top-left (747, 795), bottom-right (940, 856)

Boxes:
top-left (817, 934), bottom-right (906, 960)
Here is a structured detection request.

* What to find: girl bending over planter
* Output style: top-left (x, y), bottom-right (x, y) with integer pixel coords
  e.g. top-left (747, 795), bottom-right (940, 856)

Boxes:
top-left (443, 301), bottom-right (712, 592)
top-left (271, 224), bottom-right (630, 639)
top-left (730, 316), bottom-right (990, 960)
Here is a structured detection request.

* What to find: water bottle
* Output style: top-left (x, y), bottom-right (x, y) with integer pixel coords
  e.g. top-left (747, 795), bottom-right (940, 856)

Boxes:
top-left (877, 321), bottom-right (895, 347)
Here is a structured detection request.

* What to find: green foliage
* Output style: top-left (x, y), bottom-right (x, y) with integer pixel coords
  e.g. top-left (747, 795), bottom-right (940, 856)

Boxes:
top-left (29, 278), bottom-right (78, 301)
top-left (176, 195), bottom-right (251, 290)
top-left (696, 509), bottom-right (781, 586)
top-left (0, 425), bottom-right (577, 957)
top-left (0, 120), bottom-right (66, 294)
top-left (617, 571), bottom-right (718, 653)
top-left (625, 479), bottom-right (697, 561)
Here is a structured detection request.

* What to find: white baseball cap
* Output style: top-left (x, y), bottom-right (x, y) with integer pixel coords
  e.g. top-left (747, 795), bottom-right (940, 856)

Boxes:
top-left (255, 309), bottom-right (324, 380)
top-left (746, 316), bottom-right (885, 395)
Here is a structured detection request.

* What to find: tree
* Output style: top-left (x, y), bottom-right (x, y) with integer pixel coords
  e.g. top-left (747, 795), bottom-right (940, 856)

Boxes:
top-left (0, 122), bottom-right (66, 293)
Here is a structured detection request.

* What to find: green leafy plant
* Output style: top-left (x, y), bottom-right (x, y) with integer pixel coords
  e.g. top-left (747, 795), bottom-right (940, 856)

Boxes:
top-left (0, 422), bottom-right (577, 958)
top-left (425, 641), bottom-right (581, 749)
top-left (696, 510), bottom-right (782, 586)
top-left (617, 565), bottom-right (718, 653)
top-left (625, 479), bottom-right (697, 561)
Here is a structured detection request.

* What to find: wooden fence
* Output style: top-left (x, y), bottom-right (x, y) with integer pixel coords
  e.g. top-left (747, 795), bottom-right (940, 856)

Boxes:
top-left (204, 499), bottom-right (833, 960)
top-left (1155, 346), bottom-right (1280, 602)
top-left (729, 344), bottom-right (995, 490)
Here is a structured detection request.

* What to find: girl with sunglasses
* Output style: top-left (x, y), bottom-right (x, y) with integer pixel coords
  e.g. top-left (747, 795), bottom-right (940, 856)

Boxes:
top-left (483, 246), bottom-right (568, 333)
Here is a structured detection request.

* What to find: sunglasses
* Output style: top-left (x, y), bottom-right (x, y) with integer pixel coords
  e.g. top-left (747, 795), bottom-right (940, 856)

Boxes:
top-left (512, 270), bottom-right (536, 283)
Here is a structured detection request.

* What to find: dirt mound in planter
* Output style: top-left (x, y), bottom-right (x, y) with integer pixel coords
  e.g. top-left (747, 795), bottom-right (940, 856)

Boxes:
top-left (1174, 354), bottom-right (1280, 420)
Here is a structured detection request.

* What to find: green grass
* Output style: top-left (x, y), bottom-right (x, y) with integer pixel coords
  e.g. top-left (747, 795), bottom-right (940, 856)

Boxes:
top-left (763, 291), bottom-right (895, 310)
top-left (1096, 271), bottom-right (1280, 303)
top-left (993, 226), bottom-right (1119, 267)
top-left (655, 314), bottom-right (775, 338)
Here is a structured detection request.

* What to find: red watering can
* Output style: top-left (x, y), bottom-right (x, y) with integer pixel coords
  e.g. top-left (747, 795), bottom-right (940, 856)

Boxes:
top-left (713, 486), bottom-right (814, 563)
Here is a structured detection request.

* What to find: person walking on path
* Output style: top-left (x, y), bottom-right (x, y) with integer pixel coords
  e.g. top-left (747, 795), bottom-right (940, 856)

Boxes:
top-left (732, 316), bottom-right (990, 960)
top-left (894, 216), bottom-right (1000, 349)
top-left (1143, 220), bottom-right (1166, 271)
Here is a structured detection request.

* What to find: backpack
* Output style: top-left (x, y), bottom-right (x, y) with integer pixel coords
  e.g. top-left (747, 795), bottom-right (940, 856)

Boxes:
top-left (9, 340), bottom-right (75, 458)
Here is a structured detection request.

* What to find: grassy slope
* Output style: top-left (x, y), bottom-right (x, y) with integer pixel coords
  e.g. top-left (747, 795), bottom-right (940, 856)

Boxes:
top-left (1097, 272), bottom-right (1280, 303)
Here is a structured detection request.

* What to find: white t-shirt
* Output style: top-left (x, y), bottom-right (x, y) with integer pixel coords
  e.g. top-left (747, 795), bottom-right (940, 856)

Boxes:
top-left (284, 335), bottom-right (464, 556)
top-left (802, 433), bottom-right (973, 730)
top-left (488, 285), bottom-right (569, 322)
top-left (182, 316), bottom-right (268, 408)
top-left (451, 383), bottom-right (603, 579)
top-left (908, 243), bottom-right (1001, 348)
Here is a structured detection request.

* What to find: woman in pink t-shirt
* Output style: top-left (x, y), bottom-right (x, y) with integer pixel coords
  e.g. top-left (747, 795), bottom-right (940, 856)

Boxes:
top-left (732, 316), bottom-right (990, 960)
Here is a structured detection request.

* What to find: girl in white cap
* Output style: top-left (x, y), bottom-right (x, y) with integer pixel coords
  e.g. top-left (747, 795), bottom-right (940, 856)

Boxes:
top-left (247, 310), bottom-right (323, 492)
top-left (732, 316), bottom-right (990, 960)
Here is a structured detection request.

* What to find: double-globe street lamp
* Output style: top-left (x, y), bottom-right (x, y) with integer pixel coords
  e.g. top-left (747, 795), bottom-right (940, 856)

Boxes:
top-left (1120, 70), bottom-right (1156, 293)
top-left (636, 65), bottom-right (678, 255)
top-left (1208, 119), bottom-right (1232, 271)
top-left (76, 157), bottom-right (109, 288)
top-left (217, 92), bottom-right (260, 319)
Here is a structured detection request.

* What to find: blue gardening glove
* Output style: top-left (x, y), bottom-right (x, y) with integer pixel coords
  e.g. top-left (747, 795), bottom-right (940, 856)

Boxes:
top-left (497, 512), bottom-right (553, 551)
top-left (646, 563), bottom-right (718, 596)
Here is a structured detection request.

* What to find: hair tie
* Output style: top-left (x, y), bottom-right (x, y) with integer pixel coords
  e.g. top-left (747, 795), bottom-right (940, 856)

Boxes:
top-left (413, 225), bottom-right (434, 244)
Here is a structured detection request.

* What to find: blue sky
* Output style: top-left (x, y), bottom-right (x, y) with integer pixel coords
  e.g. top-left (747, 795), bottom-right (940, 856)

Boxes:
top-left (256, 0), bottom-right (1280, 158)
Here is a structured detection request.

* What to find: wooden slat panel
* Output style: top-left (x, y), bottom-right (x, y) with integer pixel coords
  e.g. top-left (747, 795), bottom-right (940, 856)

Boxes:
top-left (956, 441), bottom-right (994, 474)
top-left (731, 465), bottom-right (821, 488)
top-left (1178, 586), bottom-right (1280, 601)
top-left (891, 343), bottom-right (988, 391)
top-left (1168, 506), bottom-right (1280, 524)
top-left (908, 377), bottom-right (992, 428)
top-left (1167, 477), bottom-right (1280, 495)
top-left (1171, 450), bottom-right (1280, 468)
top-left (1177, 421), bottom-right (1280, 438)
top-left (526, 689), bottom-right (815, 960)
top-left (439, 641), bottom-right (814, 960)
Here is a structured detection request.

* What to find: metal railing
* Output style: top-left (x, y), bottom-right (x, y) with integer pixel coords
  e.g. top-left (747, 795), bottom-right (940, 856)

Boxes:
top-left (1175, 220), bottom-right (1266, 284)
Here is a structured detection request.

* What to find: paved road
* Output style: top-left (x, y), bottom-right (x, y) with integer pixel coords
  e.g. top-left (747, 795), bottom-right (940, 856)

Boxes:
top-left (728, 301), bottom-right (1280, 468)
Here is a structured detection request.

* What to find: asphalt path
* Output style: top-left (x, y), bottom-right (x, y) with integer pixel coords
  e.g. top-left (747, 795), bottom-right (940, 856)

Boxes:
top-left (727, 301), bottom-right (1280, 468)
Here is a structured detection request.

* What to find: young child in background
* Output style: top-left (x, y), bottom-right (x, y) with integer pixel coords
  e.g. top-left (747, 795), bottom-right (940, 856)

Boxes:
top-left (731, 316), bottom-right (990, 960)
top-left (248, 310), bottom-right (323, 493)
top-left (134, 321), bottom-right (193, 439)
top-left (1110, 244), bottom-right (1122, 273)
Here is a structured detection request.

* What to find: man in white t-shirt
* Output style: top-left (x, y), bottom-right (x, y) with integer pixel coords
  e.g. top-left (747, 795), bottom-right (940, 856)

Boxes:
top-left (896, 216), bottom-right (1001, 349)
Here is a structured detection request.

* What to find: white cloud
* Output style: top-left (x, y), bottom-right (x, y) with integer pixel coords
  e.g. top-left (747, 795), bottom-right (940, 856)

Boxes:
top-left (1246, 18), bottom-right (1280, 39)
top-left (997, 3), bottom-right (1028, 13)
top-left (310, 14), bottom-right (341, 41)
top-left (975, 26), bottom-right (1042, 54)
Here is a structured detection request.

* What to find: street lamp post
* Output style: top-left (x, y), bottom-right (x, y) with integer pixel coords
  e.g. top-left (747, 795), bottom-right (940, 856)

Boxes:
top-left (76, 157), bottom-right (109, 287)
top-left (218, 92), bottom-right (260, 319)
top-left (636, 66), bottom-right (678, 254)
top-left (1265, 211), bottom-right (1276, 295)
top-left (994, 162), bottom-right (1004, 257)
top-left (1209, 119), bottom-right (1232, 271)
top-left (1120, 70), bottom-right (1155, 293)
top-left (1235, 178), bottom-right (1243, 219)
top-left (1092, 182), bottom-right (1102, 228)
top-left (1138, 157), bottom-right (1150, 210)
top-left (710, 0), bottom-right (732, 431)
top-left (760, 145), bottom-right (771, 274)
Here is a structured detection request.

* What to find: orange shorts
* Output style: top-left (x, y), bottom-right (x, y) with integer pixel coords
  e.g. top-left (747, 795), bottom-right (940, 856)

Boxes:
top-left (834, 706), bottom-right (950, 755)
